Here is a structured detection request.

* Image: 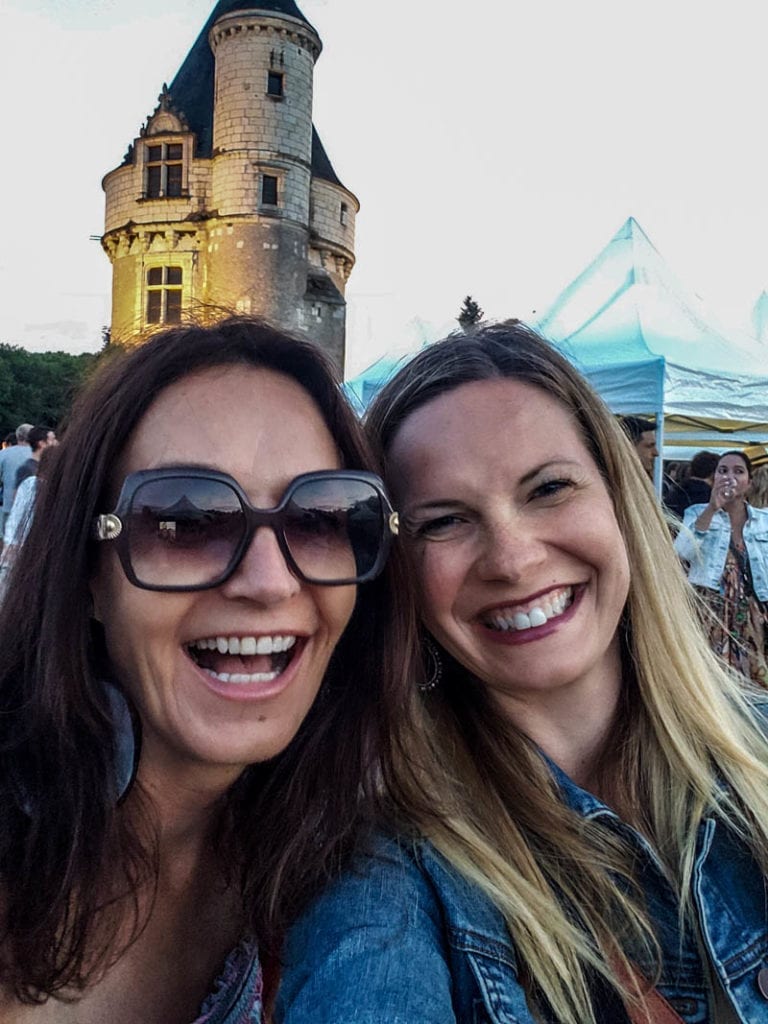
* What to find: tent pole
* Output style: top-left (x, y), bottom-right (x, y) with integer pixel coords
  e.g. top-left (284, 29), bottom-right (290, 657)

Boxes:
top-left (654, 410), bottom-right (665, 498)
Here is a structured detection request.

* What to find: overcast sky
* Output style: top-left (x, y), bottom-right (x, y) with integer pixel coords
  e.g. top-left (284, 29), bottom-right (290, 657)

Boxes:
top-left (3, 0), bottom-right (768, 375)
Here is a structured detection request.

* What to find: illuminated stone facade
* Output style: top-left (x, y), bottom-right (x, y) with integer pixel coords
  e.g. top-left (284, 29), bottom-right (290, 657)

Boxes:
top-left (101, 0), bottom-right (358, 368)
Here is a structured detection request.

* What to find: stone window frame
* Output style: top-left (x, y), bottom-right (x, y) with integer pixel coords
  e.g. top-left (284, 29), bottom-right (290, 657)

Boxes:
top-left (140, 135), bottom-right (192, 200)
top-left (256, 166), bottom-right (286, 216)
top-left (266, 70), bottom-right (285, 98)
top-left (142, 253), bottom-right (192, 328)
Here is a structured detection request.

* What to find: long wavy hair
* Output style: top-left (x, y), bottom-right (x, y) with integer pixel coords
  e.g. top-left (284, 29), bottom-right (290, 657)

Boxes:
top-left (366, 321), bottom-right (768, 1024)
top-left (0, 317), bottom-right (418, 1001)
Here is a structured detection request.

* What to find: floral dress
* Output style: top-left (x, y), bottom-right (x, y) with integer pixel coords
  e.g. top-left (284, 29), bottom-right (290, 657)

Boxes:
top-left (193, 938), bottom-right (263, 1024)
top-left (694, 540), bottom-right (768, 687)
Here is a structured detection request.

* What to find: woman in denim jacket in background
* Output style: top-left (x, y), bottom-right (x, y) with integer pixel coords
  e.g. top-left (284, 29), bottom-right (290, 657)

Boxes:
top-left (674, 449), bottom-right (768, 686)
top-left (277, 324), bottom-right (768, 1024)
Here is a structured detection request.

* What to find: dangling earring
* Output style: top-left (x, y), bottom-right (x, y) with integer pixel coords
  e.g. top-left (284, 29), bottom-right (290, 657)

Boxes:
top-left (420, 634), bottom-right (443, 692)
top-left (104, 682), bottom-right (142, 803)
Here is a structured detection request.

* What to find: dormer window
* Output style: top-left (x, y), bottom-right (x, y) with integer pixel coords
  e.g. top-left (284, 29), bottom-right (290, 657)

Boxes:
top-left (267, 71), bottom-right (284, 97)
top-left (144, 142), bottom-right (184, 198)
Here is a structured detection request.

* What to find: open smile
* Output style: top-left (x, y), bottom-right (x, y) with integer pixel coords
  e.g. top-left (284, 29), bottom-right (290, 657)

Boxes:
top-left (186, 633), bottom-right (301, 684)
top-left (480, 586), bottom-right (579, 634)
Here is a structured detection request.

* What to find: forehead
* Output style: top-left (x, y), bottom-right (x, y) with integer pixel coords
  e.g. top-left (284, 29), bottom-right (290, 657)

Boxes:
top-left (639, 431), bottom-right (656, 444)
top-left (119, 365), bottom-right (341, 492)
top-left (390, 378), bottom-right (591, 484)
top-left (718, 455), bottom-right (748, 471)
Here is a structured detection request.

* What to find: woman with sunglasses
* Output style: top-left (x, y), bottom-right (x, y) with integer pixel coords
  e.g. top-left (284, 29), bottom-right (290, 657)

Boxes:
top-left (276, 323), bottom-right (768, 1024)
top-left (0, 318), bottom-right (408, 1022)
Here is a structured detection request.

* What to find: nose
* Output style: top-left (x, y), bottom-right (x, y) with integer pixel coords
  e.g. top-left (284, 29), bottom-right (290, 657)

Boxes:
top-left (219, 526), bottom-right (301, 604)
top-left (474, 518), bottom-right (547, 583)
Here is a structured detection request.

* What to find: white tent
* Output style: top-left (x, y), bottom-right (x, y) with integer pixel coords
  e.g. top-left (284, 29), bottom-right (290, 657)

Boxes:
top-left (534, 217), bottom-right (768, 469)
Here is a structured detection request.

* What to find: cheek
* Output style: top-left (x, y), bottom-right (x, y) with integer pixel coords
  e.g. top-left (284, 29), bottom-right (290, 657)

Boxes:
top-left (319, 587), bottom-right (357, 642)
top-left (407, 544), bottom-right (461, 625)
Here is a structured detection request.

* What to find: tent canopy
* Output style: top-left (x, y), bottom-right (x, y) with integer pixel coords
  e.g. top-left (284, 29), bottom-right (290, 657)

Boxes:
top-left (534, 217), bottom-right (768, 456)
top-left (345, 218), bottom-right (768, 461)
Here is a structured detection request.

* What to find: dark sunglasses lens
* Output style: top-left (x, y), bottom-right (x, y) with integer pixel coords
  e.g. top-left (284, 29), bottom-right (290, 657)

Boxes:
top-left (126, 477), bottom-right (245, 587)
top-left (284, 478), bottom-right (386, 582)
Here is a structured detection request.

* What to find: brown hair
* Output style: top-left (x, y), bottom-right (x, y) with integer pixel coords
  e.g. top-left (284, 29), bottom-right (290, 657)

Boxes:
top-left (0, 317), bottom-right (418, 999)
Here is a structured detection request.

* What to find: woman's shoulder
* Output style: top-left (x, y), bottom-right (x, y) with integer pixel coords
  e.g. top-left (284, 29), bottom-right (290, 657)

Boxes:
top-left (275, 832), bottom-right (525, 1024)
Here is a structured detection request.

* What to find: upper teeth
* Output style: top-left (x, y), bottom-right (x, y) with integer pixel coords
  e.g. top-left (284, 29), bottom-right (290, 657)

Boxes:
top-left (190, 635), bottom-right (297, 655)
top-left (486, 588), bottom-right (573, 632)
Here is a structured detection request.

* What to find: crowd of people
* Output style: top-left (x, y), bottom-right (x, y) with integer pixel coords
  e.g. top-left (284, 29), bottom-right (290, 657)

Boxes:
top-left (0, 317), bottom-right (767, 1024)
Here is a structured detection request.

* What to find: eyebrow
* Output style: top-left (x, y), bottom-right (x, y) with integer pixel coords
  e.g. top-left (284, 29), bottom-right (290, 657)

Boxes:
top-left (404, 458), bottom-right (585, 511)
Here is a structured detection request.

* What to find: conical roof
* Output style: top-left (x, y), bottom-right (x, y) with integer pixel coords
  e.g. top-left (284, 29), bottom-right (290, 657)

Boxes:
top-left (152, 1), bottom-right (343, 189)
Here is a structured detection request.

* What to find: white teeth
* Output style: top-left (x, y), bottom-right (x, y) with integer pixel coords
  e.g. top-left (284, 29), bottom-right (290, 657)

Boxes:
top-left (191, 634), bottom-right (298, 655)
top-left (203, 669), bottom-right (280, 685)
top-left (487, 588), bottom-right (574, 633)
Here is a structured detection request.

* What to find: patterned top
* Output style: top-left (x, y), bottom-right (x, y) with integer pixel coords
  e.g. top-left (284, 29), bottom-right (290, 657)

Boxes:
top-left (194, 939), bottom-right (262, 1024)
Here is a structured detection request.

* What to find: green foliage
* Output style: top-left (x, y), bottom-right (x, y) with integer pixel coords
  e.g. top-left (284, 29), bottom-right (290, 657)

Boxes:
top-left (0, 345), bottom-right (99, 436)
top-left (457, 295), bottom-right (484, 331)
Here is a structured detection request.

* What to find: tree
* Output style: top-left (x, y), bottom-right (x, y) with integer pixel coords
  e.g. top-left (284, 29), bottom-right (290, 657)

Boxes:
top-left (457, 295), bottom-right (484, 331)
top-left (0, 346), bottom-right (98, 435)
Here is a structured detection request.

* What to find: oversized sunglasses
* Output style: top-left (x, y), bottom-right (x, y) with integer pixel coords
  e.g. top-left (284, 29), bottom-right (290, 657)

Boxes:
top-left (95, 468), bottom-right (399, 591)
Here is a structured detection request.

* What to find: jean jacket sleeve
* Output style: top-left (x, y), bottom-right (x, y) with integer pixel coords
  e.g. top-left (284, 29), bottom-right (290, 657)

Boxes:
top-left (275, 839), bottom-right (457, 1024)
top-left (672, 503), bottom-right (707, 564)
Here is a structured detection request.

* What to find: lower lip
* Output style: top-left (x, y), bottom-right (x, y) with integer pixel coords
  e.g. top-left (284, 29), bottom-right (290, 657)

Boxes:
top-left (479, 588), bottom-right (583, 646)
top-left (186, 641), bottom-right (306, 703)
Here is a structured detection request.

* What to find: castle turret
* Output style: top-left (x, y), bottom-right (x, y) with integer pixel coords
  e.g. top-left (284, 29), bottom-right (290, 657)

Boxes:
top-left (101, 0), bottom-right (357, 370)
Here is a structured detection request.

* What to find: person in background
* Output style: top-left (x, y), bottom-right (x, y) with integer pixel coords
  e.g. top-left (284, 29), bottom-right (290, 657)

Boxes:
top-left (743, 445), bottom-right (768, 509)
top-left (15, 425), bottom-right (57, 489)
top-left (0, 424), bottom-right (32, 537)
top-left (666, 449), bottom-right (718, 518)
top-left (278, 324), bottom-right (768, 1024)
top-left (675, 449), bottom-right (768, 686)
top-left (2, 433), bottom-right (16, 450)
top-left (619, 415), bottom-right (658, 480)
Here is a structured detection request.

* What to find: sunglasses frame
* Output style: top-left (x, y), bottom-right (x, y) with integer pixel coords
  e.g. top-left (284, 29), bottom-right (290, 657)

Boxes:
top-left (95, 467), bottom-right (399, 592)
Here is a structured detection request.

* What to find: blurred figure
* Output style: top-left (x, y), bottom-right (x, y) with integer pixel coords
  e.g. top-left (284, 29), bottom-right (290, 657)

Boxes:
top-left (0, 448), bottom-right (55, 602)
top-left (666, 450), bottom-right (718, 518)
top-left (674, 450), bottom-right (768, 686)
top-left (1, 433), bottom-right (16, 450)
top-left (620, 415), bottom-right (658, 479)
top-left (0, 424), bottom-right (32, 538)
top-left (744, 444), bottom-right (768, 507)
top-left (15, 425), bottom-right (57, 488)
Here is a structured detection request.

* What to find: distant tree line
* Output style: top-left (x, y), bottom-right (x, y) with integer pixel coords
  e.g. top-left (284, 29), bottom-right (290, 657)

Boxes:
top-left (0, 345), bottom-right (102, 437)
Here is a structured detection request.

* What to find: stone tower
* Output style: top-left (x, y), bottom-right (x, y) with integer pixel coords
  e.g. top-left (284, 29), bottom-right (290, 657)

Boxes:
top-left (101, 0), bottom-right (358, 369)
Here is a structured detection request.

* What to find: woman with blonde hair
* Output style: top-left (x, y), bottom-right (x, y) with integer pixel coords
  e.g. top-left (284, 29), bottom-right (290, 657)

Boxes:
top-left (277, 322), bottom-right (768, 1024)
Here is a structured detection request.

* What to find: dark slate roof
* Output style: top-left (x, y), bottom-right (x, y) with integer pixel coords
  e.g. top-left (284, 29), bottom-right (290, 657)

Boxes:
top-left (311, 127), bottom-right (342, 188)
top-left (147, 2), bottom-right (345, 189)
top-left (168, 2), bottom-right (315, 157)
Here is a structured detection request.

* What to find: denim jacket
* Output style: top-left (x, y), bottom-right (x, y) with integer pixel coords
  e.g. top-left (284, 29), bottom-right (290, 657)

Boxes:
top-left (674, 502), bottom-right (768, 600)
top-left (276, 761), bottom-right (768, 1024)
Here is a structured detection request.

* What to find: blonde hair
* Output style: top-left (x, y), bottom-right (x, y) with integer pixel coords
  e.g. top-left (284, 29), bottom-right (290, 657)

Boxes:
top-left (749, 464), bottom-right (768, 508)
top-left (367, 322), bottom-right (768, 1024)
